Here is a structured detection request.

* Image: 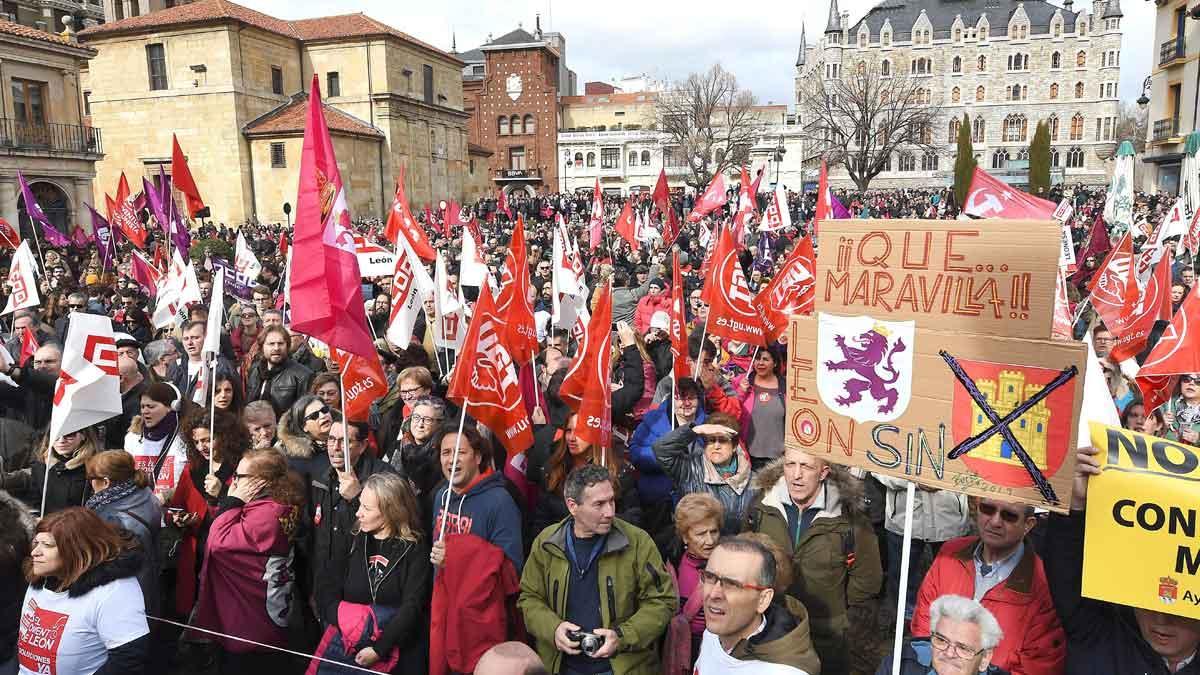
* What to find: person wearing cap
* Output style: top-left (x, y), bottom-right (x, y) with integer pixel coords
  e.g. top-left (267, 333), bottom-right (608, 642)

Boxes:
top-left (651, 411), bottom-right (757, 535)
top-left (644, 311), bottom-right (674, 382)
top-left (634, 277), bottom-right (672, 335)
top-left (124, 381), bottom-right (192, 502)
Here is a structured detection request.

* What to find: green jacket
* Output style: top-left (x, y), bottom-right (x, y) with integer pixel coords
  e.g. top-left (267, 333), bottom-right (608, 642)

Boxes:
top-left (519, 517), bottom-right (678, 675)
top-left (747, 460), bottom-right (883, 675)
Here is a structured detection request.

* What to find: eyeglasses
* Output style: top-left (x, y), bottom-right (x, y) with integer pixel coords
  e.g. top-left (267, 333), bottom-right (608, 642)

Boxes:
top-left (930, 632), bottom-right (986, 659)
top-left (1182, 375), bottom-right (1200, 384)
top-left (977, 502), bottom-right (1023, 524)
top-left (303, 405), bottom-right (331, 422)
top-left (411, 414), bottom-right (443, 425)
top-left (68, 304), bottom-right (85, 310)
top-left (399, 386), bottom-right (427, 398)
top-left (699, 569), bottom-right (770, 592)
top-left (233, 472), bottom-right (256, 481)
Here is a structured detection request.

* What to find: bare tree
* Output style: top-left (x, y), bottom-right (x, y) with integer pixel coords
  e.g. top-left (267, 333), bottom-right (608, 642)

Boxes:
top-left (798, 61), bottom-right (943, 191)
top-left (654, 64), bottom-right (764, 189)
top-left (1115, 102), bottom-right (1148, 153)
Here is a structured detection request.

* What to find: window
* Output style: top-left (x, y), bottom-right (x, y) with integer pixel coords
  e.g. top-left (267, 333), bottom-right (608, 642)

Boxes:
top-left (1053, 22), bottom-right (1062, 37)
top-left (664, 147), bottom-right (685, 167)
top-left (859, 32), bottom-right (867, 47)
top-left (82, 90), bottom-right (91, 116)
top-left (1003, 114), bottom-right (1028, 142)
top-left (1007, 85), bottom-right (1027, 101)
top-left (1076, 51), bottom-right (1086, 68)
top-left (327, 72), bottom-right (340, 97)
top-left (573, 152), bottom-right (583, 167)
top-left (270, 142), bottom-right (286, 168)
top-left (498, 117), bottom-right (509, 135)
top-left (1066, 146), bottom-right (1085, 168)
top-left (422, 64), bottom-right (434, 105)
top-left (951, 87), bottom-right (961, 103)
top-left (11, 79), bottom-right (46, 124)
top-left (992, 149), bottom-right (1009, 169)
top-left (918, 122), bottom-right (933, 144)
top-left (1049, 115), bottom-right (1059, 141)
top-left (977, 55), bottom-right (987, 71)
top-left (910, 57), bottom-right (931, 75)
top-left (973, 117), bottom-right (986, 143)
top-left (976, 85), bottom-right (986, 102)
top-left (510, 115), bottom-right (521, 135)
top-left (881, 59), bottom-right (891, 77)
top-left (1007, 53), bottom-right (1029, 71)
top-left (826, 63), bottom-right (841, 79)
top-left (921, 152), bottom-right (939, 171)
top-left (1017, 148), bottom-right (1030, 162)
top-left (586, 152), bottom-right (596, 167)
top-left (1049, 83), bottom-right (1059, 100)
top-left (949, 117), bottom-right (961, 143)
top-left (523, 114), bottom-right (535, 135)
top-left (146, 43), bottom-right (168, 90)
top-left (954, 28), bottom-right (962, 42)
top-left (1070, 113), bottom-right (1084, 140)
top-left (509, 146), bottom-right (526, 170)
top-left (1051, 148), bottom-right (1060, 167)
top-left (1074, 82), bottom-right (1084, 99)
top-left (1103, 116), bottom-right (1114, 141)
top-left (1051, 52), bottom-right (1061, 69)
top-left (914, 88), bottom-right (930, 105)
top-left (898, 152), bottom-right (916, 172)
top-left (628, 151), bottom-right (638, 166)
top-left (641, 150), bottom-right (651, 165)
top-left (270, 66), bottom-right (283, 95)
top-left (882, 30), bottom-right (891, 46)
top-left (952, 56), bottom-right (962, 73)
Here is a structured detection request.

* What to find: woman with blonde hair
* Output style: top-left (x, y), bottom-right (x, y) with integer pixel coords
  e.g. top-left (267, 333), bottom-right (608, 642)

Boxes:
top-left (312, 472), bottom-right (432, 673)
top-left (0, 427), bottom-right (102, 515)
top-left (663, 493), bottom-right (724, 671)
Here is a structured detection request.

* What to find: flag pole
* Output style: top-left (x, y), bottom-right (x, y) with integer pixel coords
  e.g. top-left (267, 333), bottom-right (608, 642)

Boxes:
top-left (891, 482), bottom-right (917, 675)
top-left (38, 442), bottom-right (51, 518)
top-left (207, 358), bottom-right (217, 475)
top-left (437, 400), bottom-right (470, 542)
top-left (339, 356), bottom-right (351, 472)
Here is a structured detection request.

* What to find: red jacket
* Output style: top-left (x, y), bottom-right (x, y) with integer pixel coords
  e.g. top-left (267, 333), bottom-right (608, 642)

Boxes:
top-left (166, 464), bottom-right (230, 616)
top-left (911, 536), bottom-right (1066, 675)
top-left (633, 288), bottom-right (671, 334)
top-left (429, 533), bottom-right (522, 675)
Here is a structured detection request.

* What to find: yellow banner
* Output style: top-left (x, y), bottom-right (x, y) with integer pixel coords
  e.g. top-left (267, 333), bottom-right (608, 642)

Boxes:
top-left (1083, 423), bottom-right (1200, 619)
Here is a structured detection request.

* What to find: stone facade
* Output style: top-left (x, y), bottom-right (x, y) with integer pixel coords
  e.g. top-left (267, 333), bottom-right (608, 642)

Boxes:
top-left (78, 0), bottom-right (469, 225)
top-left (3, 0), bottom-right (103, 34)
top-left (797, 0), bottom-right (1123, 189)
top-left (0, 20), bottom-right (100, 234)
top-left (1142, 0), bottom-right (1199, 195)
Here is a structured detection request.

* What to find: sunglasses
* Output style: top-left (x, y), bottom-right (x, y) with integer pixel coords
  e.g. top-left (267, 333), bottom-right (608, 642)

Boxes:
top-left (69, 304), bottom-right (85, 310)
top-left (699, 569), bottom-right (770, 592)
top-left (1181, 375), bottom-right (1200, 384)
top-left (977, 502), bottom-right (1024, 524)
top-left (700, 434), bottom-right (735, 446)
top-left (304, 405), bottom-right (330, 422)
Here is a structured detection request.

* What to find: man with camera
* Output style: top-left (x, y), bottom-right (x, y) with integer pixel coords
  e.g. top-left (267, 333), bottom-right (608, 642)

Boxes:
top-left (519, 464), bottom-right (677, 675)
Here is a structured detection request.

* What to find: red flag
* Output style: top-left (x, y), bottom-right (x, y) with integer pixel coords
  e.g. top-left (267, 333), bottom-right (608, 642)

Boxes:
top-left (384, 168), bottom-right (436, 261)
top-left (814, 160), bottom-right (832, 238)
top-left (330, 348), bottom-right (387, 422)
top-left (962, 167), bottom-right (1057, 219)
top-left (18, 327), bottom-right (38, 367)
top-left (686, 171), bottom-right (728, 223)
top-left (589, 178), bottom-right (604, 250)
top-left (1110, 249), bottom-right (1173, 363)
top-left (113, 173), bottom-right (148, 249)
top-left (559, 283), bottom-right (613, 449)
top-left (749, 165), bottom-right (765, 197)
top-left (152, 242), bottom-right (166, 274)
top-left (127, 250), bottom-right (162, 297)
top-left (278, 231), bottom-right (289, 259)
top-left (288, 74), bottom-right (376, 359)
top-left (1136, 375), bottom-right (1177, 414)
top-left (613, 199), bottom-right (639, 248)
top-left (496, 217), bottom-right (538, 365)
top-left (497, 188), bottom-right (512, 219)
top-left (446, 282), bottom-right (533, 459)
top-left (1052, 269), bottom-right (1073, 340)
top-left (754, 235), bottom-right (815, 342)
top-left (1069, 214), bottom-right (1112, 286)
top-left (0, 218), bottom-right (20, 249)
top-left (652, 168), bottom-right (680, 247)
top-left (171, 134), bottom-right (205, 218)
top-left (1086, 233), bottom-right (1132, 331)
top-left (1139, 283), bottom-right (1200, 377)
top-left (701, 226), bottom-right (767, 346)
top-left (669, 252), bottom-right (689, 378)
top-left (731, 165), bottom-right (755, 247)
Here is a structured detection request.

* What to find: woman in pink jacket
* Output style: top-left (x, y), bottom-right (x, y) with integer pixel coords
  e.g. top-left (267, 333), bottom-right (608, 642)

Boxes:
top-left (731, 346), bottom-right (786, 472)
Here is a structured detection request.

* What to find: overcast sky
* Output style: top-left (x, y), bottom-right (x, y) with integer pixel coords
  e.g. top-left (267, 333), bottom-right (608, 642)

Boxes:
top-left (245, 0), bottom-right (1152, 106)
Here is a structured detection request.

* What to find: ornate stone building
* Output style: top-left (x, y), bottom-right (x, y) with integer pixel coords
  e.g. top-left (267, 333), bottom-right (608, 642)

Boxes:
top-left (797, 0), bottom-right (1123, 189)
top-left (78, 0), bottom-right (469, 224)
top-left (2, 0), bottom-right (103, 34)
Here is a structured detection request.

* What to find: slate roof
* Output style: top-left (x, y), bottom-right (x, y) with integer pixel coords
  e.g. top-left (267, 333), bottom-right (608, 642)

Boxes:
top-left (485, 28), bottom-right (538, 46)
top-left (243, 93), bottom-right (383, 138)
top-left (847, 0), bottom-right (1080, 42)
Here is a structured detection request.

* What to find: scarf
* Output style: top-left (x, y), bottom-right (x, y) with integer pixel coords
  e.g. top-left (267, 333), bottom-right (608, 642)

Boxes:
top-left (144, 411), bottom-right (179, 442)
top-left (85, 479), bottom-right (139, 510)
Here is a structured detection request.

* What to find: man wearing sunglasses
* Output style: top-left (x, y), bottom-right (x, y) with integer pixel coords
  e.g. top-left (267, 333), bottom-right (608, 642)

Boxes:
top-left (911, 499), bottom-right (1065, 675)
top-left (880, 594), bottom-right (1008, 674)
top-left (695, 536), bottom-right (820, 674)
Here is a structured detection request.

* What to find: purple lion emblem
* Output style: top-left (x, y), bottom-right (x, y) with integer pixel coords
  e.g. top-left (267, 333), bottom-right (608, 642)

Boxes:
top-left (824, 328), bottom-right (908, 414)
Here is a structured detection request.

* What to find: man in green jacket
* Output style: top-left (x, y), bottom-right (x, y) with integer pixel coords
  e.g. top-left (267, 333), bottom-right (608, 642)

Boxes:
top-left (747, 448), bottom-right (883, 675)
top-left (519, 464), bottom-right (677, 675)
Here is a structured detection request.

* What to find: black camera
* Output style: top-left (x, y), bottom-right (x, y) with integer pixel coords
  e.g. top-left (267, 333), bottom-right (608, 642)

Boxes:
top-left (566, 629), bottom-right (605, 656)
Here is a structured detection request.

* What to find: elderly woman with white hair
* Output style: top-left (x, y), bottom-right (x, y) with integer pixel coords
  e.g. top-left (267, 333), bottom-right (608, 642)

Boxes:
top-left (877, 594), bottom-right (1009, 675)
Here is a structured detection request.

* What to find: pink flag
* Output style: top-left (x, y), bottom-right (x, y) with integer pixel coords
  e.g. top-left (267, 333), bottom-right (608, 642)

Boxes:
top-left (686, 171), bottom-right (728, 223)
top-left (127, 251), bottom-right (162, 297)
top-left (288, 75), bottom-right (376, 359)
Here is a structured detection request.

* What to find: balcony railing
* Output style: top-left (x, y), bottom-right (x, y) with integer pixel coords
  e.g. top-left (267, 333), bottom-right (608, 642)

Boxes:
top-left (1153, 117), bottom-right (1180, 141)
top-left (0, 119), bottom-right (103, 155)
top-left (494, 168), bottom-right (541, 180)
top-left (1160, 37), bottom-right (1186, 66)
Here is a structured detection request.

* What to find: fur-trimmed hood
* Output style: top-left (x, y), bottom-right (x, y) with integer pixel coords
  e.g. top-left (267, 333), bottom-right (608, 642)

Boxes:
top-left (275, 410), bottom-right (322, 460)
top-left (753, 455), bottom-right (866, 520)
top-left (0, 489), bottom-right (33, 539)
top-left (34, 544), bottom-right (144, 597)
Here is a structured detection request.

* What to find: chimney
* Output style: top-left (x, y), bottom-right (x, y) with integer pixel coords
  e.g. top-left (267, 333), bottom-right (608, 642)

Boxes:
top-left (535, 13), bottom-right (542, 39)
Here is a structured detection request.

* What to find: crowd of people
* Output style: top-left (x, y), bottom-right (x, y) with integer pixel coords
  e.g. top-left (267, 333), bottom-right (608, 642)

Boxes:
top-left (0, 177), bottom-right (1196, 675)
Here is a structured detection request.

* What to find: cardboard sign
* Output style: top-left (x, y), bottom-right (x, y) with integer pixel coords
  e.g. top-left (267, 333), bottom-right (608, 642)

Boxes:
top-left (1082, 423), bottom-right (1200, 619)
top-left (785, 312), bottom-right (1086, 511)
top-left (815, 219), bottom-right (1060, 340)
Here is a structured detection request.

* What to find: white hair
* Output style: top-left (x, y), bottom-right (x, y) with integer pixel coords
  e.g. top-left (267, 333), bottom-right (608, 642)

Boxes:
top-left (930, 594), bottom-right (1004, 650)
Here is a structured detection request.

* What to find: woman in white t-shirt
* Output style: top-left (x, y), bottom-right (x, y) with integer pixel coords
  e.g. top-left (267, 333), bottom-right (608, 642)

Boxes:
top-left (16, 507), bottom-right (150, 675)
top-left (123, 381), bottom-right (191, 503)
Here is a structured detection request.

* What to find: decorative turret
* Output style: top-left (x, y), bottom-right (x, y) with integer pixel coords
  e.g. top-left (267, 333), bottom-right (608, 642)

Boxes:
top-left (1102, 0), bottom-right (1122, 18)
top-left (796, 23), bottom-right (807, 67)
top-left (825, 0), bottom-right (841, 34)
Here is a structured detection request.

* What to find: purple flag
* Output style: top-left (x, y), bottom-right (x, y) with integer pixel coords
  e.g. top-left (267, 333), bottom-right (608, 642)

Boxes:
top-left (17, 172), bottom-right (70, 247)
top-left (143, 176), bottom-right (171, 243)
top-left (86, 204), bottom-right (116, 272)
top-left (831, 193), bottom-right (851, 220)
top-left (209, 257), bottom-right (251, 300)
top-left (158, 167), bottom-right (191, 257)
top-left (70, 227), bottom-right (90, 250)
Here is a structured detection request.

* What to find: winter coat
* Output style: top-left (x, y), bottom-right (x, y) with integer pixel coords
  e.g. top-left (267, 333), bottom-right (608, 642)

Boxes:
top-left (308, 452), bottom-right (397, 585)
top-left (429, 533), bottom-right (521, 675)
top-left (628, 400), bottom-right (706, 505)
top-left (528, 460), bottom-right (642, 538)
top-left (633, 288), bottom-right (672, 334)
top-left (652, 423), bottom-right (757, 534)
top-left (275, 408), bottom-right (329, 485)
top-left (518, 518), bottom-right (678, 675)
top-left (1043, 512), bottom-right (1194, 675)
top-left (873, 474), bottom-right (972, 542)
top-left (747, 460), bottom-right (883, 675)
top-left (694, 596), bottom-right (822, 674)
top-left (911, 536), bottom-right (1066, 675)
top-left (2, 449), bottom-right (92, 514)
top-left (0, 363), bottom-right (55, 434)
top-left (876, 638), bottom-right (1011, 675)
top-left (90, 483), bottom-right (163, 617)
top-left (246, 357), bottom-right (315, 416)
top-left (0, 489), bottom-right (33, 665)
top-left (612, 277), bottom-right (652, 325)
top-left (431, 469), bottom-right (525, 572)
top-left (391, 436), bottom-right (439, 524)
top-left (105, 375), bottom-right (148, 449)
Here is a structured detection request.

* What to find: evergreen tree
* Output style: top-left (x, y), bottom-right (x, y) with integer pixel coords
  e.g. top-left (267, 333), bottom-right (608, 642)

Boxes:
top-left (1028, 120), bottom-right (1051, 197)
top-left (954, 113), bottom-right (977, 207)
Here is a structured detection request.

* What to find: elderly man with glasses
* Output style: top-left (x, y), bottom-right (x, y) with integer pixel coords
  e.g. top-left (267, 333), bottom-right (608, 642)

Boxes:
top-left (879, 594), bottom-right (1009, 674)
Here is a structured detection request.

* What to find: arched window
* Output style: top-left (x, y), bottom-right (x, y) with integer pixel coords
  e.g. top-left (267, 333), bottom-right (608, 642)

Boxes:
top-left (641, 150), bottom-right (651, 165)
top-left (859, 32), bottom-right (868, 47)
top-left (523, 114), bottom-right (536, 135)
top-left (1048, 115), bottom-right (1059, 140)
top-left (899, 152), bottom-right (916, 172)
top-left (952, 56), bottom-right (962, 73)
top-left (586, 152), bottom-right (596, 167)
top-left (976, 85), bottom-right (986, 101)
top-left (973, 117), bottom-right (986, 143)
top-left (1074, 82), bottom-right (1084, 99)
top-left (1053, 21), bottom-right (1062, 37)
top-left (992, 149), bottom-right (1009, 169)
top-left (510, 114), bottom-right (522, 134)
top-left (628, 151), bottom-right (638, 166)
top-left (949, 117), bottom-right (961, 142)
top-left (573, 152), bottom-right (583, 167)
top-left (1070, 113), bottom-right (1084, 140)
top-left (1016, 148), bottom-right (1030, 161)
top-left (882, 30), bottom-right (891, 45)
top-left (498, 116), bottom-right (509, 135)
top-left (1076, 51), bottom-right (1086, 67)
top-left (1050, 148), bottom-right (1060, 167)
top-left (1066, 146), bottom-right (1085, 168)
top-left (1051, 52), bottom-right (1062, 69)
top-left (1049, 83), bottom-right (1059, 100)
top-left (881, 59), bottom-right (891, 77)
top-left (921, 152), bottom-right (939, 171)
top-left (977, 55), bottom-right (987, 71)
top-left (951, 87), bottom-right (961, 103)
top-left (1003, 114), bottom-right (1028, 142)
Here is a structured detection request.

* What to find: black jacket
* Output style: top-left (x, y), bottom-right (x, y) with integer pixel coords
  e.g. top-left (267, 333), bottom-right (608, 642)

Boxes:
top-left (0, 362), bottom-right (56, 433)
top-left (611, 345), bottom-right (646, 424)
top-left (391, 438), bottom-right (440, 526)
top-left (309, 453), bottom-right (398, 586)
top-left (0, 490), bottom-right (32, 665)
top-left (1044, 512), bottom-right (1200, 675)
top-left (246, 357), bottom-right (314, 415)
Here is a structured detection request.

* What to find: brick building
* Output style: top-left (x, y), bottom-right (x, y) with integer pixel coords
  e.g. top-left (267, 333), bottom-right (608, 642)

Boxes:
top-left (458, 23), bottom-right (575, 198)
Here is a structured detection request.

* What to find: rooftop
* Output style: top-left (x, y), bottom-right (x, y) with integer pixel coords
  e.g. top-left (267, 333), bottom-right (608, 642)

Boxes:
top-left (847, 0), bottom-right (1081, 41)
top-left (243, 93), bottom-right (383, 139)
top-left (560, 92), bottom-right (658, 105)
top-left (0, 17), bottom-right (94, 51)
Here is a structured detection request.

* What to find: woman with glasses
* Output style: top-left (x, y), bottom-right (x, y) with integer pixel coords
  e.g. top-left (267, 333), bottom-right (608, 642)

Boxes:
top-left (85, 450), bottom-right (163, 616)
top-left (1, 427), bottom-right (100, 515)
top-left (309, 372), bottom-right (342, 411)
top-left (652, 411), bottom-right (757, 534)
top-left (193, 448), bottom-right (304, 674)
top-left (391, 396), bottom-right (446, 521)
top-left (311, 473), bottom-right (432, 673)
top-left (278, 393), bottom-right (336, 480)
top-left (377, 367), bottom-right (434, 462)
top-left (231, 306), bottom-right (263, 367)
top-left (1162, 374), bottom-right (1200, 446)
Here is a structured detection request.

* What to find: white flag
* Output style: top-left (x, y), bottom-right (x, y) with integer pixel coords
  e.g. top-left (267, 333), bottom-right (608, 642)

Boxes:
top-left (1077, 332), bottom-right (1121, 448)
top-left (353, 234), bottom-right (398, 278)
top-left (432, 252), bottom-right (464, 350)
top-left (2, 241), bottom-right (39, 315)
top-left (551, 227), bottom-right (582, 298)
top-left (459, 226), bottom-right (488, 287)
top-left (235, 231), bottom-right (262, 281)
top-left (48, 313), bottom-right (122, 443)
top-left (202, 266), bottom-right (224, 359)
top-left (760, 184), bottom-right (793, 232)
top-left (385, 235), bottom-right (435, 348)
top-left (1154, 198), bottom-right (1190, 252)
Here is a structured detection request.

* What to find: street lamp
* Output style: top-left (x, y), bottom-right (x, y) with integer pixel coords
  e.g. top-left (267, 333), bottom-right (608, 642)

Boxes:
top-left (774, 139), bottom-right (787, 186)
top-left (1137, 76), bottom-right (1152, 108)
